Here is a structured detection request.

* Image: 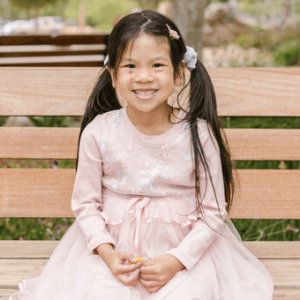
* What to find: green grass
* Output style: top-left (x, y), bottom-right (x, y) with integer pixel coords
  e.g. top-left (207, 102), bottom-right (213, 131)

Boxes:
top-left (0, 218), bottom-right (75, 240)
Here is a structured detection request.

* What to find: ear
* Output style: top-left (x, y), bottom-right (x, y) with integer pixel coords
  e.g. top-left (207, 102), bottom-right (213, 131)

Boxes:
top-left (174, 60), bottom-right (185, 87)
top-left (107, 67), bottom-right (116, 88)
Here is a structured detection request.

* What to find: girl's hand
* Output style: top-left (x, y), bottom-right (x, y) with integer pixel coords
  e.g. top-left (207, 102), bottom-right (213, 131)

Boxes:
top-left (96, 243), bottom-right (142, 287)
top-left (139, 254), bottom-right (185, 293)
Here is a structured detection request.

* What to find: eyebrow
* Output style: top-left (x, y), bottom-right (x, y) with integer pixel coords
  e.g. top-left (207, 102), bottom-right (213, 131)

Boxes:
top-left (120, 56), bottom-right (169, 62)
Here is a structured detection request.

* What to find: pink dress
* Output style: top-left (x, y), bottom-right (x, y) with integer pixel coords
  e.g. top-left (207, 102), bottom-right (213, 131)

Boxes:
top-left (10, 107), bottom-right (273, 300)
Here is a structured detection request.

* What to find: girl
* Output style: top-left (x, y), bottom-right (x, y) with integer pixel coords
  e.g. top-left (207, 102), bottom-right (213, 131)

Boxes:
top-left (10, 10), bottom-right (273, 300)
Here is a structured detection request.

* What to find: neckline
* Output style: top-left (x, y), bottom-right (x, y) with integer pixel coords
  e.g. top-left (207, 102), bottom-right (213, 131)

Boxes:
top-left (121, 106), bottom-right (184, 144)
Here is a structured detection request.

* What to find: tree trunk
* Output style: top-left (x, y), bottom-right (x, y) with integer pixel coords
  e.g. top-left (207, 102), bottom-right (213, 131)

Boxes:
top-left (170, 0), bottom-right (210, 62)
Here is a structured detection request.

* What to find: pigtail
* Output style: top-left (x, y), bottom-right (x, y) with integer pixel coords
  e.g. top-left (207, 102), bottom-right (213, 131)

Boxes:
top-left (186, 59), bottom-right (234, 216)
top-left (75, 68), bottom-right (121, 171)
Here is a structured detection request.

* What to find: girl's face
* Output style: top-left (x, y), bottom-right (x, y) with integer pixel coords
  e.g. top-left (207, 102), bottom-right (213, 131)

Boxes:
top-left (109, 33), bottom-right (182, 115)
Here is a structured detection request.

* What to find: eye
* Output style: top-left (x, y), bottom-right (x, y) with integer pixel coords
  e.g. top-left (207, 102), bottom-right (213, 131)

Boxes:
top-left (125, 64), bottom-right (136, 69)
top-left (153, 63), bottom-right (163, 68)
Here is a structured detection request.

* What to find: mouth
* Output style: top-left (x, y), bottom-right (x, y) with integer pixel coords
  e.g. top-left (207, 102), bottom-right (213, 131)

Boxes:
top-left (133, 89), bottom-right (158, 100)
top-left (133, 89), bottom-right (157, 95)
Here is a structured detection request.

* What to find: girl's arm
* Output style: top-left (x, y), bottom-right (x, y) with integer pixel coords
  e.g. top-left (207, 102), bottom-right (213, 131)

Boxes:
top-left (165, 120), bottom-right (228, 272)
top-left (71, 120), bottom-right (117, 255)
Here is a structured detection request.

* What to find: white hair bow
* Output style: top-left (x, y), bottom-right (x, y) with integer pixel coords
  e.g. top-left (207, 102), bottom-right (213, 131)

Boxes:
top-left (183, 46), bottom-right (198, 71)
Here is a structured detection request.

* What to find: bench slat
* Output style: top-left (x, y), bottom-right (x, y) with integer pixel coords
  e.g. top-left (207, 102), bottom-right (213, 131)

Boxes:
top-left (0, 34), bottom-right (108, 46)
top-left (3, 289), bottom-right (299, 300)
top-left (272, 289), bottom-right (300, 299)
top-left (0, 44), bottom-right (105, 54)
top-left (0, 258), bottom-right (299, 288)
top-left (0, 289), bottom-right (19, 299)
top-left (1, 127), bottom-right (300, 160)
top-left (0, 127), bottom-right (78, 159)
top-left (1, 241), bottom-right (299, 259)
top-left (0, 55), bottom-right (104, 65)
top-left (0, 68), bottom-right (300, 116)
top-left (210, 67), bottom-right (300, 116)
top-left (0, 169), bottom-right (299, 218)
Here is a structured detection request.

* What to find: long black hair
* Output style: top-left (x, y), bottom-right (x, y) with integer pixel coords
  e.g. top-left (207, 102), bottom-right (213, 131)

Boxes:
top-left (75, 10), bottom-right (234, 219)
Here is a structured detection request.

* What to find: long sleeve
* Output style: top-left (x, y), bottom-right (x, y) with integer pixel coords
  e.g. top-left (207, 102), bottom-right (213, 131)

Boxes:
top-left (165, 121), bottom-right (228, 272)
top-left (71, 120), bottom-right (117, 255)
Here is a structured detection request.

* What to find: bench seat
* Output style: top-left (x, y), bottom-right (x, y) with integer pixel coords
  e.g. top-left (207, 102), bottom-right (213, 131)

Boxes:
top-left (0, 241), bottom-right (299, 299)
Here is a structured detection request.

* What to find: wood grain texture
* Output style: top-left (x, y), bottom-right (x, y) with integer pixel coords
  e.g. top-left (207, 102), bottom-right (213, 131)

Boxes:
top-left (0, 169), bottom-right (75, 218)
top-left (1, 68), bottom-right (300, 116)
top-left (0, 55), bottom-right (104, 66)
top-left (1, 127), bottom-right (300, 160)
top-left (0, 44), bottom-right (105, 54)
top-left (261, 260), bottom-right (300, 287)
top-left (209, 68), bottom-right (300, 116)
top-left (273, 289), bottom-right (300, 300)
top-left (1, 241), bottom-right (299, 259)
top-left (0, 127), bottom-right (79, 159)
top-left (0, 289), bottom-right (19, 299)
top-left (0, 241), bottom-right (59, 258)
top-left (1, 289), bottom-right (297, 300)
top-left (0, 258), bottom-right (299, 288)
top-left (230, 169), bottom-right (300, 219)
top-left (225, 128), bottom-right (300, 161)
top-left (0, 67), bottom-right (99, 116)
top-left (1, 169), bottom-right (300, 218)
top-left (0, 34), bottom-right (109, 46)
top-left (243, 241), bottom-right (300, 259)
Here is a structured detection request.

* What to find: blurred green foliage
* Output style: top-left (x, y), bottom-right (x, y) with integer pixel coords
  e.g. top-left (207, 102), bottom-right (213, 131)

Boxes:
top-left (235, 25), bottom-right (300, 66)
top-left (273, 40), bottom-right (300, 66)
top-left (58, 159), bottom-right (75, 168)
top-left (64, 0), bottom-right (136, 32)
top-left (28, 116), bottom-right (76, 127)
top-left (0, 116), bottom-right (5, 127)
top-left (232, 219), bottom-right (300, 241)
top-left (0, 0), bottom-right (136, 32)
top-left (10, 0), bottom-right (61, 11)
top-left (0, 218), bottom-right (74, 240)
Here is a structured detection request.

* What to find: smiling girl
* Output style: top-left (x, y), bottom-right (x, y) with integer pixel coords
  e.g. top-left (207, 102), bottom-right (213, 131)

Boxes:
top-left (10, 10), bottom-right (273, 300)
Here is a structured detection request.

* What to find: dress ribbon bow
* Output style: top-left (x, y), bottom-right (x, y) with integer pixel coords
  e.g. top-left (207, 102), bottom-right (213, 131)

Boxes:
top-left (125, 196), bottom-right (151, 249)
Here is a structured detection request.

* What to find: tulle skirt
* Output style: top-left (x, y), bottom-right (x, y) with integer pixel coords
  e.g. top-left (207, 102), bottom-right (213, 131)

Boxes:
top-left (9, 216), bottom-right (273, 300)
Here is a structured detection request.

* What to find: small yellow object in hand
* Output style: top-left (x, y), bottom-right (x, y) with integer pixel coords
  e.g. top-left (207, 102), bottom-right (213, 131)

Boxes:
top-left (128, 256), bottom-right (143, 265)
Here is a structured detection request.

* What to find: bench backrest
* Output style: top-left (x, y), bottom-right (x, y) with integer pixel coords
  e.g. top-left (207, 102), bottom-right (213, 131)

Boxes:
top-left (0, 67), bottom-right (300, 219)
top-left (0, 34), bottom-right (109, 67)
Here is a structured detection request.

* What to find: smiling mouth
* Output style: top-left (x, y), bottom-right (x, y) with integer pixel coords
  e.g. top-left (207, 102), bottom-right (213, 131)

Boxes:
top-left (134, 89), bottom-right (157, 95)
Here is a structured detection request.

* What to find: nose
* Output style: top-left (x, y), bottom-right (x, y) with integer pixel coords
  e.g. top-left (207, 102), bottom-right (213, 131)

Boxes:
top-left (135, 67), bottom-right (154, 83)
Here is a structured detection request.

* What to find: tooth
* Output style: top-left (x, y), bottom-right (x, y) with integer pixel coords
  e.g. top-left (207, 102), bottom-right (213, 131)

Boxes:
top-left (136, 90), bottom-right (155, 95)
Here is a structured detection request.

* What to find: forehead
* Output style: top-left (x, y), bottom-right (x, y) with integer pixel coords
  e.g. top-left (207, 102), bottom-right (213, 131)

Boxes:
top-left (121, 33), bottom-right (171, 61)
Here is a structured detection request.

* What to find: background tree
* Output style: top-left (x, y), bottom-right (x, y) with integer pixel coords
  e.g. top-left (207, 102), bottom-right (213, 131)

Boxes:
top-left (9, 0), bottom-right (61, 18)
top-left (170, 0), bottom-right (210, 62)
top-left (134, 0), bottom-right (160, 10)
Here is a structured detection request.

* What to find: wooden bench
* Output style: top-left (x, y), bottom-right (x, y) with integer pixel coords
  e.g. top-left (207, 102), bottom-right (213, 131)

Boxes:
top-left (0, 34), bottom-right (109, 67)
top-left (0, 67), bottom-right (300, 299)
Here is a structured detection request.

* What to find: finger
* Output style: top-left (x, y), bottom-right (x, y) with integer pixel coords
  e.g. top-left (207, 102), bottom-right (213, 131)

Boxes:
top-left (147, 286), bottom-right (162, 293)
top-left (139, 277), bottom-right (161, 289)
top-left (119, 252), bottom-right (136, 263)
top-left (119, 270), bottom-right (139, 286)
top-left (139, 264), bottom-right (157, 275)
top-left (139, 272), bottom-right (158, 281)
top-left (117, 261), bottom-right (142, 274)
top-left (140, 258), bottom-right (155, 266)
top-left (127, 276), bottom-right (139, 287)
